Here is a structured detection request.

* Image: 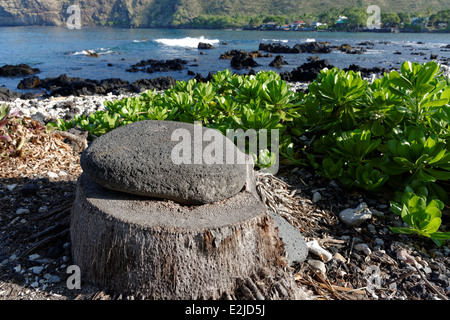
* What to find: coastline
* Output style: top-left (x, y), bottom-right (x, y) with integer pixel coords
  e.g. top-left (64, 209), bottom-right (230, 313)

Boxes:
top-left (1, 63), bottom-right (449, 124)
top-left (0, 81), bottom-right (310, 123)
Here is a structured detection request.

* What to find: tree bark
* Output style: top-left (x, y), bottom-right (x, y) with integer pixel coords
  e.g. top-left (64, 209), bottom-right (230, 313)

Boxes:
top-left (70, 174), bottom-right (304, 299)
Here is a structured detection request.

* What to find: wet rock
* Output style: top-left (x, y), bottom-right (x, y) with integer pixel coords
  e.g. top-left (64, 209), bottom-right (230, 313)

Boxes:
top-left (344, 64), bottom-right (389, 78)
top-left (219, 50), bottom-right (261, 70)
top-left (280, 59), bottom-right (334, 82)
top-left (130, 76), bottom-right (176, 92)
top-left (269, 55), bottom-right (288, 67)
top-left (18, 73), bottom-right (176, 97)
top-left (17, 76), bottom-right (41, 89)
top-left (198, 42), bottom-right (215, 50)
top-left (259, 42), bottom-right (331, 54)
top-left (193, 72), bottom-right (215, 83)
top-left (334, 44), bottom-right (366, 54)
top-left (0, 64), bottom-right (40, 77)
top-left (294, 42), bottom-right (331, 54)
top-left (231, 54), bottom-right (260, 70)
top-left (0, 87), bottom-right (21, 102)
top-left (220, 49), bottom-right (267, 60)
top-left (126, 59), bottom-right (187, 74)
top-left (357, 41), bottom-right (375, 46)
top-left (85, 50), bottom-right (99, 58)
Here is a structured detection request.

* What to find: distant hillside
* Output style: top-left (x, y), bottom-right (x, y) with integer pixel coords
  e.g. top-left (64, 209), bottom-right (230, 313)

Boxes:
top-left (0, 0), bottom-right (449, 27)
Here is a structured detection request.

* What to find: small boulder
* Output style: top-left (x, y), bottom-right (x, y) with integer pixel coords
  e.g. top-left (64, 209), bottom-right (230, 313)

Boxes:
top-left (269, 55), bottom-right (288, 67)
top-left (339, 202), bottom-right (373, 227)
top-left (198, 42), bottom-right (215, 50)
top-left (0, 64), bottom-right (40, 77)
top-left (17, 76), bottom-right (41, 89)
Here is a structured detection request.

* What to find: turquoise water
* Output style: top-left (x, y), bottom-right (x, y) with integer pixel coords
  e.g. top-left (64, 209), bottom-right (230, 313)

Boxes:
top-left (1, 26), bottom-right (449, 91)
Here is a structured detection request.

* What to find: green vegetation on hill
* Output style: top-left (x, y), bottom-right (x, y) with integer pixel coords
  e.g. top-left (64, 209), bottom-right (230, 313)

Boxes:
top-left (0, 0), bottom-right (449, 28)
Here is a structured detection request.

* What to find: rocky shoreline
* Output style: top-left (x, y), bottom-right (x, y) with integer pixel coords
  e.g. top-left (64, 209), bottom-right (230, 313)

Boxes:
top-left (1, 40), bottom-right (449, 131)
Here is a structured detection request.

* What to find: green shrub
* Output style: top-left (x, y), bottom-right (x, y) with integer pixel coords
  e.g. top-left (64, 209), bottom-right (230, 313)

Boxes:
top-left (47, 61), bottom-right (450, 246)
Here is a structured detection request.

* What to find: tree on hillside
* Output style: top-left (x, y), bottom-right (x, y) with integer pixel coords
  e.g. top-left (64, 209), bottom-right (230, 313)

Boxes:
top-left (381, 12), bottom-right (400, 27)
top-left (344, 7), bottom-right (368, 28)
top-left (318, 8), bottom-right (341, 27)
top-left (262, 15), bottom-right (288, 25)
top-left (429, 9), bottom-right (450, 27)
top-left (398, 12), bottom-right (412, 25)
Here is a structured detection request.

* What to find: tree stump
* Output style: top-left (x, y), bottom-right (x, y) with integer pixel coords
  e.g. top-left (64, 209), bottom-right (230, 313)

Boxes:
top-left (70, 174), bottom-right (302, 299)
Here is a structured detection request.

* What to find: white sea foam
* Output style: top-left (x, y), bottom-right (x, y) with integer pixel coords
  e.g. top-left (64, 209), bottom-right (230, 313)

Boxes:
top-left (72, 50), bottom-right (90, 55)
top-left (262, 39), bottom-right (289, 43)
top-left (305, 38), bottom-right (316, 42)
top-left (365, 49), bottom-right (385, 54)
top-left (71, 48), bottom-right (115, 56)
top-left (154, 36), bottom-right (220, 48)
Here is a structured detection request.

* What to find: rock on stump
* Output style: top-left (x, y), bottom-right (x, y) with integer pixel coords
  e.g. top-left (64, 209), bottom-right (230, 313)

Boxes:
top-left (71, 174), bottom-right (291, 299)
top-left (80, 120), bottom-right (247, 204)
top-left (71, 120), bottom-right (303, 299)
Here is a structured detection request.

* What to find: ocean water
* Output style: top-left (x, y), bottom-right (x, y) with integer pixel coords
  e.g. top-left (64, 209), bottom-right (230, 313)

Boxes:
top-left (0, 26), bottom-right (449, 92)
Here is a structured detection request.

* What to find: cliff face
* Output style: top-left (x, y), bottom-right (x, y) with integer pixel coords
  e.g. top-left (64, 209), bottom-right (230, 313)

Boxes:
top-left (0, 0), bottom-right (449, 27)
top-left (0, 0), bottom-right (65, 26)
top-left (0, 0), bottom-right (153, 27)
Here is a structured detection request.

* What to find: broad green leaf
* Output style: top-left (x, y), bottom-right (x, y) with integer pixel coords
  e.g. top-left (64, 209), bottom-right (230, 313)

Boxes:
top-left (389, 71), bottom-right (414, 90)
top-left (430, 231), bottom-right (450, 240)
top-left (416, 169), bottom-right (437, 182)
top-left (421, 98), bottom-right (449, 108)
top-left (389, 226), bottom-right (419, 235)
top-left (423, 217), bottom-right (441, 234)
top-left (415, 62), bottom-right (440, 86)
top-left (393, 157), bottom-right (415, 169)
top-left (423, 168), bottom-right (450, 180)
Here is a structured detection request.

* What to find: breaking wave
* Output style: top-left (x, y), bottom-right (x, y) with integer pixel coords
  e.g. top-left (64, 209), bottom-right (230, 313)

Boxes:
top-left (154, 36), bottom-right (220, 48)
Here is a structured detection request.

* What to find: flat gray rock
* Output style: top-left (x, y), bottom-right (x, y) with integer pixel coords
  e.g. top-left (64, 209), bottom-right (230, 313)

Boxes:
top-left (268, 210), bottom-right (308, 265)
top-left (80, 120), bottom-right (248, 204)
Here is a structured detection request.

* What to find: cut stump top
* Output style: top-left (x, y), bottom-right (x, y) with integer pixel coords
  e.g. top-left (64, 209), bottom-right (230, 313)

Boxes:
top-left (77, 173), bottom-right (266, 230)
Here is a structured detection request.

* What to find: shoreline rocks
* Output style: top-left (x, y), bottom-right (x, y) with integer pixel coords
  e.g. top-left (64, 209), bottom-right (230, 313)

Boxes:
top-left (269, 55), bottom-right (288, 68)
top-left (280, 59), bottom-right (334, 82)
top-left (126, 58), bottom-right (188, 74)
top-left (198, 42), bottom-right (215, 50)
top-left (13, 74), bottom-right (177, 97)
top-left (0, 64), bottom-right (40, 77)
top-left (219, 49), bottom-right (263, 70)
top-left (259, 42), bottom-right (332, 54)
